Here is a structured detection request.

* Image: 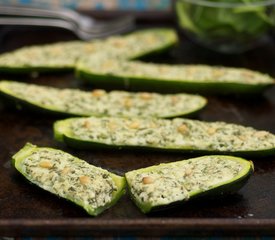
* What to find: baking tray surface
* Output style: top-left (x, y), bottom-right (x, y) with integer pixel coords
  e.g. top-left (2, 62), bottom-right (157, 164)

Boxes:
top-left (0, 26), bottom-right (275, 237)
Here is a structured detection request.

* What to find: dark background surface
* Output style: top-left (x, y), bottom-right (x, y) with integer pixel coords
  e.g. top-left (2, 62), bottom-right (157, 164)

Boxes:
top-left (0, 18), bottom-right (275, 237)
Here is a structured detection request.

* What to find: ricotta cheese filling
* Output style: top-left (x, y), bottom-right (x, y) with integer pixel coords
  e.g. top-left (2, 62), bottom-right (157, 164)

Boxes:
top-left (81, 59), bottom-right (274, 85)
top-left (0, 41), bottom-right (89, 68)
top-left (0, 81), bottom-right (206, 118)
top-left (101, 28), bottom-right (177, 60)
top-left (0, 29), bottom-right (176, 69)
top-left (126, 156), bottom-right (243, 206)
top-left (68, 117), bottom-right (275, 152)
top-left (20, 148), bottom-right (117, 209)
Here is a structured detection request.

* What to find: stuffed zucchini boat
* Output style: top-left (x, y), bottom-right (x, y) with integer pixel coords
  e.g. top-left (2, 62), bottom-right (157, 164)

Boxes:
top-left (12, 143), bottom-right (126, 216)
top-left (125, 155), bottom-right (254, 213)
top-left (0, 41), bottom-right (89, 73)
top-left (0, 80), bottom-right (206, 118)
top-left (107, 28), bottom-right (178, 60)
top-left (54, 116), bottom-right (275, 157)
top-left (0, 28), bottom-right (177, 74)
top-left (76, 59), bottom-right (275, 94)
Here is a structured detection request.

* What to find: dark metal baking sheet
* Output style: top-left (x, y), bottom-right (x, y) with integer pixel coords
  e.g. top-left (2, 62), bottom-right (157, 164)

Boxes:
top-left (0, 25), bottom-right (275, 237)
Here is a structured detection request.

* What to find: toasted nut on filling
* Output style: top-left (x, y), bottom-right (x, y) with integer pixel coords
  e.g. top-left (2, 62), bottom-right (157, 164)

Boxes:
top-left (83, 120), bottom-right (92, 129)
top-left (92, 89), bottom-right (106, 97)
top-left (139, 92), bottom-right (153, 100)
top-left (184, 168), bottom-right (193, 176)
top-left (128, 121), bottom-right (140, 129)
top-left (177, 124), bottom-right (189, 134)
top-left (142, 176), bottom-right (154, 184)
top-left (39, 160), bottom-right (53, 169)
top-left (79, 175), bottom-right (91, 185)
top-left (207, 127), bottom-right (217, 135)
top-left (123, 98), bottom-right (133, 108)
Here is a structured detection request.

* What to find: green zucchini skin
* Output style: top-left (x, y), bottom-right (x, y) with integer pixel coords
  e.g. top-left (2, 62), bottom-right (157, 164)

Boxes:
top-left (0, 41), bottom-right (83, 74)
top-left (0, 28), bottom-right (178, 74)
top-left (127, 74), bottom-right (273, 95)
top-left (125, 155), bottom-right (254, 213)
top-left (53, 117), bottom-right (275, 157)
top-left (0, 66), bottom-right (73, 75)
top-left (76, 60), bottom-right (274, 95)
top-left (122, 28), bottom-right (178, 60)
top-left (0, 80), bottom-right (207, 118)
top-left (12, 143), bottom-right (126, 216)
top-left (0, 87), bottom-right (76, 118)
top-left (60, 135), bottom-right (275, 158)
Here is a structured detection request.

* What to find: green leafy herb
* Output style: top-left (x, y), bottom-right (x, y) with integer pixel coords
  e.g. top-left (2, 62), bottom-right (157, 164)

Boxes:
top-left (176, 0), bottom-right (275, 51)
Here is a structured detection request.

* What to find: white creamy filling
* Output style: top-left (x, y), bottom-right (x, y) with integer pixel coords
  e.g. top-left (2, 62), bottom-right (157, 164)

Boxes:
top-left (126, 156), bottom-right (243, 206)
top-left (21, 149), bottom-right (117, 209)
top-left (0, 29), bottom-right (176, 68)
top-left (1, 81), bottom-right (205, 117)
top-left (0, 42), bottom-right (86, 67)
top-left (69, 117), bottom-right (275, 152)
top-left (85, 59), bottom-right (274, 84)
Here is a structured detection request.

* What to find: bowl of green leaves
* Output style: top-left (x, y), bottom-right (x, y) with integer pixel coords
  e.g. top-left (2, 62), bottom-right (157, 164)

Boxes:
top-left (175, 0), bottom-right (275, 53)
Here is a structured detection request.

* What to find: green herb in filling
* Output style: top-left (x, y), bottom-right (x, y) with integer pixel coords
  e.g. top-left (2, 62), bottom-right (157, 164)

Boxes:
top-left (12, 143), bottom-right (126, 216)
top-left (126, 155), bottom-right (253, 213)
top-left (54, 116), bottom-right (275, 156)
top-left (0, 80), bottom-right (206, 118)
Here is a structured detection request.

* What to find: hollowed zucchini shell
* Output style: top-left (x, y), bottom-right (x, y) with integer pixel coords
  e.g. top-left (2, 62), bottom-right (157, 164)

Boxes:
top-left (12, 143), bottom-right (126, 216)
top-left (53, 117), bottom-right (275, 158)
top-left (125, 155), bottom-right (253, 213)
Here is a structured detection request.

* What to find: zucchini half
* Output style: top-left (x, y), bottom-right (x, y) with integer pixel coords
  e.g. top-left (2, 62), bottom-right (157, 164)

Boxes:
top-left (12, 143), bottom-right (126, 216)
top-left (108, 28), bottom-right (178, 60)
top-left (0, 80), bottom-right (207, 118)
top-left (54, 116), bottom-right (275, 157)
top-left (0, 28), bottom-right (178, 74)
top-left (125, 155), bottom-right (253, 213)
top-left (0, 41), bottom-right (85, 74)
top-left (76, 59), bottom-right (275, 94)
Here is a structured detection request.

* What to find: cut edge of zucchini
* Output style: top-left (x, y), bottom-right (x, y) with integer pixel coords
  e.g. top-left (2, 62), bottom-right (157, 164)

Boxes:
top-left (12, 143), bottom-right (126, 216)
top-left (76, 61), bottom-right (275, 95)
top-left (125, 155), bottom-right (254, 213)
top-left (53, 117), bottom-right (192, 151)
top-left (53, 117), bottom-right (275, 157)
top-left (0, 28), bottom-right (178, 74)
top-left (0, 81), bottom-right (77, 117)
top-left (0, 80), bottom-right (207, 119)
top-left (127, 28), bottom-right (179, 60)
